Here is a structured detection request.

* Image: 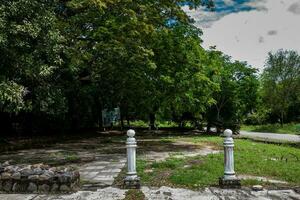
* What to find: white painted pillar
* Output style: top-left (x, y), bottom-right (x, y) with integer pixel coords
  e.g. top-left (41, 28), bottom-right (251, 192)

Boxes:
top-left (125, 129), bottom-right (138, 180)
top-left (223, 129), bottom-right (236, 180)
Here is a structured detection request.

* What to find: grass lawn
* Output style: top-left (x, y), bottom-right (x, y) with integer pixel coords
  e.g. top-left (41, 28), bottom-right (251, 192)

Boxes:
top-left (241, 123), bottom-right (300, 135)
top-left (136, 136), bottom-right (300, 189)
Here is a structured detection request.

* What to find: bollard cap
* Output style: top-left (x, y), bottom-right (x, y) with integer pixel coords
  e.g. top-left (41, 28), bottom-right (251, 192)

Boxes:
top-left (224, 129), bottom-right (233, 137)
top-left (127, 129), bottom-right (135, 137)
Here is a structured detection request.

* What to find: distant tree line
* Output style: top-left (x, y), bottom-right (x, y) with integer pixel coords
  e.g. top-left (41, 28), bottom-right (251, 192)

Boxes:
top-left (0, 0), bottom-right (299, 136)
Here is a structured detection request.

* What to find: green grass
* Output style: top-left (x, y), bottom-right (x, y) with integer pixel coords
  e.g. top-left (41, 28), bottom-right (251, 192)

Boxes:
top-left (124, 189), bottom-right (145, 200)
top-left (137, 136), bottom-right (300, 189)
top-left (241, 123), bottom-right (300, 135)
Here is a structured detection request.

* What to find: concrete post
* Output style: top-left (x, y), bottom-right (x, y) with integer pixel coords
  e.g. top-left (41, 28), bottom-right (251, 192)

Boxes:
top-left (124, 129), bottom-right (140, 188)
top-left (219, 129), bottom-right (241, 188)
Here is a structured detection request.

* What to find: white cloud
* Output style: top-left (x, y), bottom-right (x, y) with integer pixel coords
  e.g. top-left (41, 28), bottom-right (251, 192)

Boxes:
top-left (186, 0), bottom-right (300, 71)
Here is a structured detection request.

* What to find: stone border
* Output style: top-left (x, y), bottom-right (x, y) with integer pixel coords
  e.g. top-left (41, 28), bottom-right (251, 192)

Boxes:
top-left (0, 162), bottom-right (80, 194)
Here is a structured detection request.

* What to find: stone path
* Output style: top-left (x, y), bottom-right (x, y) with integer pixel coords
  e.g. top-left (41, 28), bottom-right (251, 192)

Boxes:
top-left (238, 175), bottom-right (288, 185)
top-left (239, 131), bottom-right (300, 143)
top-left (1, 186), bottom-right (300, 200)
top-left (79, 154), bottom-right (126, 191)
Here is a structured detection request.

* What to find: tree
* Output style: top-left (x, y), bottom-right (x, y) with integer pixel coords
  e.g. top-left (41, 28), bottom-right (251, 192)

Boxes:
top-left (61, 0), bottom-right (215, 129)
top-left (0, 0), bottom-right (66, 134)
top-left (261, 50), bottom-right (300, 126)
top-left (205, 49), bottom-right (259, 133)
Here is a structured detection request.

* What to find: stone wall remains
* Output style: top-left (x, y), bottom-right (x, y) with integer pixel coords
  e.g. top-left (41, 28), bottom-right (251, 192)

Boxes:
top-left (0, 161), bottom-right (80, 193)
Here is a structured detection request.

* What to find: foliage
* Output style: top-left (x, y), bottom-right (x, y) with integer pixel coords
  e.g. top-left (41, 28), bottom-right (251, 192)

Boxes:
top-left (241, 123), bottom-right (300, 135)
top-left (205, 49), bottom-right (259, 131)
top-left (0, 0), bottom-right (262, 134)
top-left (261, 50), bottom-right (300, 125)
top-left (124, 189), bottom-right (145, 200)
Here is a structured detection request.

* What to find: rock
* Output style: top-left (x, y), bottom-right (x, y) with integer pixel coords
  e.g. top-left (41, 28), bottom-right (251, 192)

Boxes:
top-left (0, 167), bottom-right (4, 173)
top-left (73, 171), bottom-right (80, 178)
top-left (58, 174), bottom-right (71, 183)
top-left (33, 163), bottom-right (43, 168)
top-left (51, 183), bottom-right (59, 192)
top-left (20, 168), bottom-right (33, 176)
top-left (33, 163), bottom-right (49, 170)
top-left (252, 185), bottom-right (263, 191)
top-left (11, 172), bottom-right (21, 180)
top-left (49, 167), bottom-right (57, 172)
top-left (144, 169), bottom-right (153, 173)
top-left (28, 175), bottom-right (39, 180)
top-left (3, 161), bottom-right (10, 167)
top-left (45, 171), bottom-right (55, 177)
top-left (1, 172), bottom-right (11, 180)
top-left (33, 168), bottom-right (43, 175)
top-left (4, 166), bottom-right (14, 173)
top-left (39, 184), bottom-right (50, 193)
top-left (39, 174), bottom-right (52, 181)
top-left (3, 180), bottom-right (13, 192)
top-left (163, 191), bottom-right (172, 196)
top-left (12, 182), bottom-right (27, 192)
top-left (64, 167), bottom-right (71, 172)
top-left (60, 184), bottom-right (70, 192)
top-left (27, 182), bottom-right (38, 193)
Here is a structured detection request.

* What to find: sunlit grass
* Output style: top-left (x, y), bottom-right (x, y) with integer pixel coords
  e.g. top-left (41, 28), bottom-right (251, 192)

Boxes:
top-left (241, 123), bottom-right (300, 134)
top-left (137, 136), bottom-right (300, 189)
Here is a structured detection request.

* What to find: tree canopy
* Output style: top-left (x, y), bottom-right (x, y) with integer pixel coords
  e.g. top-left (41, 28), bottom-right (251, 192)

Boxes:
top-left (2, 0), bottom-right (298, 135)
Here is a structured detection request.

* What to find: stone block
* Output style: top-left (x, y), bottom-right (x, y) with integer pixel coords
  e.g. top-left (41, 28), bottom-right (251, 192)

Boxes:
top-left (219, 177), bottom-right (241, 189)
top-left (27, 183), bottom-right (38, 193)
top-left (38, 184), bottom-right (50, 193)
top-left (51, 183), bottom-right (59, 192)
top-left (60, 184), bottom-right (71, 192)
top-left (12, 182), bottom-right (27, 192)
top-left (0, 161), bottom-right (80, 194)
top-left (124, 177), bottom-right (141, 189)
top-left (3, 180), bottom-right (13, 192)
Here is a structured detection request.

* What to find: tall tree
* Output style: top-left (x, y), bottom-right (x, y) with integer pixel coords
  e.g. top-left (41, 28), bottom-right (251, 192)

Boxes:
top-left (205, 49), bottom-right (259, 132)
top-left (0, 0), bottom-right (66, 134)
top-left (261, 50), bottom-right (300, 125)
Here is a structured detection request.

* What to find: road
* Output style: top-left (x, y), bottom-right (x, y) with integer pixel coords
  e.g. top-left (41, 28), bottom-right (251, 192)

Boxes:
top-left (239, 131), bottom-right (300, 143)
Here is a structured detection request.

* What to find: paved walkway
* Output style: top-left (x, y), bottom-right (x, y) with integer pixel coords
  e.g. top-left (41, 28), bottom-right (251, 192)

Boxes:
top-left (1, 186), bottom-right (299, 200)
top-left (79, 154), bottom-right (126, 190)
top-left (239, 131), bottom-right (300, 143)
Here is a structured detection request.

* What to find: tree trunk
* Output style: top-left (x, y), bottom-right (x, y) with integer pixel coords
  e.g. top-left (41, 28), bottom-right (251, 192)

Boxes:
top-left (216, 108), bottom-right (221, 122)
top-left (120, 110), bottom-right (124, 130)
top-left (280, 111), bottom-right (284, 127)
top-left (149, 113), bottom-right (156, 130)
top-left (0, 112), bottom-right (13, 137)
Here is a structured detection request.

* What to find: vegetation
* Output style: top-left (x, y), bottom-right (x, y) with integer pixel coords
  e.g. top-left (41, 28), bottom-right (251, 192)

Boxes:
top-left (241, 123), bottom-right (300, 135)
top-left (260, 50), bottom-right (300, 126)
top-left (0, 1), bottom-right (299, 136)
top-left (137, 136), bottom-right (300, 188)
top-left (124, 189), bottom-right (145, 200)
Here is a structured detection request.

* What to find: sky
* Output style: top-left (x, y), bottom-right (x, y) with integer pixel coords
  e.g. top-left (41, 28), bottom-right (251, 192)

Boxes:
top-left (183, 0), bottom-right (300, 71)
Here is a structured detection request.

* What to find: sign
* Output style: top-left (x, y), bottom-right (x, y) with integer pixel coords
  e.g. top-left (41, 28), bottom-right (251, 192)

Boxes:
top-left (102, 107), bottom-right (120, 127)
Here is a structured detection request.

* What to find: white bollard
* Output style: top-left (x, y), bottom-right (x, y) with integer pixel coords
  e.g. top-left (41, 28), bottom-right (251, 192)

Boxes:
top-left (124, 129), bottom-right (140, 188)
top-left (219, 129), bottom-right (241, 188)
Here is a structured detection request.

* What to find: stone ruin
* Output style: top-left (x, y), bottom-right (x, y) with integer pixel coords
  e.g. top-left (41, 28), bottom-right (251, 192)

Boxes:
top-left (0, 161), bottom-right (80, 193)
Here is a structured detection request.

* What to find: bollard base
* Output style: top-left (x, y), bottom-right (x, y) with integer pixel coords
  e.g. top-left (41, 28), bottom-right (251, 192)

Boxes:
top-left (219, 177), bottom-right (241, 189)
top-left (124, 176), bottom-right (141, 189)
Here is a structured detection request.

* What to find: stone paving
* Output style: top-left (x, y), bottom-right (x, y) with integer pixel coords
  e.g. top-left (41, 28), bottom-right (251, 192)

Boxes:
top-left (1, 186), bottom-right (300, 200)
top-left (79, 154), bottom-right (126, 191)
top-left (240, 131), bottom-right (300, 143)
top-left (0, 132), bottom-right (299, 199)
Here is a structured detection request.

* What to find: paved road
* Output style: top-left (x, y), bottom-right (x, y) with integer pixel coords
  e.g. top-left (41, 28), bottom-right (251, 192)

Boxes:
top-left (239, 131), bottom-right (300, 143)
